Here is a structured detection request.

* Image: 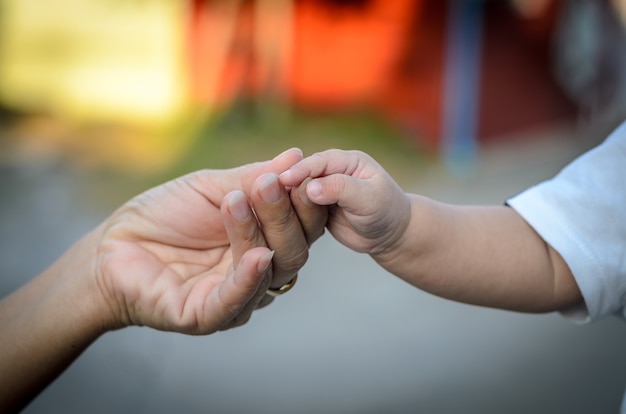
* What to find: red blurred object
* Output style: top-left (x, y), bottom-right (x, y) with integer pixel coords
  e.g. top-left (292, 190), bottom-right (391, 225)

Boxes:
top-left (188, 0), bottom-right (419, 106)
top-left (477, 0), bottom-right (576, 142)
top-left (187, 0), bottom-right (577, 149)
top-left (289, 0), bottom-right (418, 106)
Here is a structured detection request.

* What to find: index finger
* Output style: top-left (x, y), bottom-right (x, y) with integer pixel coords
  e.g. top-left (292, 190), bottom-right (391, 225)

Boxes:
top-left (190, 148), bottom-right (304, 206)
top-left (251, 173), bottom-right (309, 289)
top-left (289, 178), bottom-right (327, 245)
top-left (237, 147), bottom-right (304, 191)
top-left (279, 149), bottom-right (368, 187)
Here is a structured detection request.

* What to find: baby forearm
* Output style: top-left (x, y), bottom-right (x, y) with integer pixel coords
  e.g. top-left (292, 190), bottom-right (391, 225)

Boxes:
top-left (376, 195), bottom-right (582, 313)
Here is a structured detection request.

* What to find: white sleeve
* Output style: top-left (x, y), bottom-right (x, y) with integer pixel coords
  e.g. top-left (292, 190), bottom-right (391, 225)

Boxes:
top-left (507, 122), bottom-right (626, 323)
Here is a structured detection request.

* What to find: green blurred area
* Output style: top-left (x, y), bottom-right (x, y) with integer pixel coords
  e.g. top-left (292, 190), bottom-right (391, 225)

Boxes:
top-left (166, 101), bottom-right (426, 181)
top-left (0, 0), bottom-right (427, 193)
top-left (0, 100), bottom-right (427, 203)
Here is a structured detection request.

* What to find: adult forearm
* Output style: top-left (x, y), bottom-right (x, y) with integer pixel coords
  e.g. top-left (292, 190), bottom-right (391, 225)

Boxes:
top-left (0, 227), bottom-right (110, 412)
top-left (376, 196), bottom-right (582, 313)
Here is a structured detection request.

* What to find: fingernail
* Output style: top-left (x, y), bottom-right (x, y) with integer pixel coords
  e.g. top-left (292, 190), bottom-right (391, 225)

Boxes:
top-left (258, 250), bottom-right (275, 273)
top-left (229, 191), bottom-right (251, 221)
top-left (307, 180), bottom-right (322, 198)
top-left (298, 178), bottom-right (313, 205)
top-left (273, 147), bottom-right (302, 160)
top-left (259, 174), bottom-right (281, 204)
top-left (279, 169), bottom-right (292, 181)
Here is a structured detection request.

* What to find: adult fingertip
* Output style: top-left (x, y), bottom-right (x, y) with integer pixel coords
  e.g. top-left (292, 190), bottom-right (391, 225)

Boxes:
top-left (230, 248), bottom-right (272, 295)
top-left (297, 178), bottom-right (314, 206)
top-left (293, 147), bottom-right (304, 158)
top-left (257, 250), bottom-right (275, 274)
top-left (273, 147), bottom-right (303, 161)
top-left (227, 190), bottom-right (251, 221)
top-left (278, 168), bottom-right (295, 184)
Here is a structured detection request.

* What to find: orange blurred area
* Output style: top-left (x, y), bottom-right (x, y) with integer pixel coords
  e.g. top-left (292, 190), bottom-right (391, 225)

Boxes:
top-left (2, 0), bottom-right (626, 172)
top-left (289, 0), bottom-right (417, 105)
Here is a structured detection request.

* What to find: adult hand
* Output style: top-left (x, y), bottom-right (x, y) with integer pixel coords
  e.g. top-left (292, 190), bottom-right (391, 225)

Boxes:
top-left (97, 148), bottom-right (327, 334)
top-left (0, 148), bottom-right (328, 412)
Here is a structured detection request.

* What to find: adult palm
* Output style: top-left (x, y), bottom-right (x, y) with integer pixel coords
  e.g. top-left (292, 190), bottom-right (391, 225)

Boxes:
top-left (95, 149), bottom-right (307, 334)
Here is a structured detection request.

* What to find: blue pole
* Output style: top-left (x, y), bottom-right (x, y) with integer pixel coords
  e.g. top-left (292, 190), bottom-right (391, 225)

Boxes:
top-left (442, 0), bottom-right (483, 176)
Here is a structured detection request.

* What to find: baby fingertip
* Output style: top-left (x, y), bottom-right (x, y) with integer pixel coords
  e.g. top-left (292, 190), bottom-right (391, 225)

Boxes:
top-left (307, 180), bottom-right (323, 199)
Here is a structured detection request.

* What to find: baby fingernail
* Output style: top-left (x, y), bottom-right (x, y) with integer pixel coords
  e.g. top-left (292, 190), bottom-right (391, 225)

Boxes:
top-left (307, 180), bottom-right (322, 198)
top-left (260, 174), bottom-right (281, 204)
top-left (229, 191), bottom-right (250, 221)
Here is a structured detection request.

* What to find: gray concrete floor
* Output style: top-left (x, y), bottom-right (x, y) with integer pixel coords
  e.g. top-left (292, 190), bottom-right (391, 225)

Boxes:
top-left (2, 123), bottom-right (626, 413)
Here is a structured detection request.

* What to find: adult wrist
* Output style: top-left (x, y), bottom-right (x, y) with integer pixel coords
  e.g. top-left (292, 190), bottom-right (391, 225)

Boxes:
top-left (59, 224), bottom-right (119, 336)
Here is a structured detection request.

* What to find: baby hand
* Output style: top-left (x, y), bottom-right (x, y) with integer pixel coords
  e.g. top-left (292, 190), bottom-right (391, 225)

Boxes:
top-left (280, 149), bottom-right (411, 259)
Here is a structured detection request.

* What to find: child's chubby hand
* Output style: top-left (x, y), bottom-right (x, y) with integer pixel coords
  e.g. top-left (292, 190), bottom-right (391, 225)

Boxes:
top-left (280, 149), bottom-right (411, 259)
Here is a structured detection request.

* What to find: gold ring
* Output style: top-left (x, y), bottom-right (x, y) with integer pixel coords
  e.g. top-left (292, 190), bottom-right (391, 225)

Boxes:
top-left (266, 274), bottom-right (298, 297)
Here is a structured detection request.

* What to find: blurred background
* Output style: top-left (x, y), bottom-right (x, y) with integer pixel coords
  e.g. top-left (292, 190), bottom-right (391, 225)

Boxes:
top-left (2, 0), bottom-right (626, 413)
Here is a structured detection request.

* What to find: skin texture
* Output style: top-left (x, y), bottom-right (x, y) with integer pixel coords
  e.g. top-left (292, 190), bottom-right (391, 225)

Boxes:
top-left (280, 149), bottom-right (584, 313)
top-left (0, 148), bottom-right (327, 413)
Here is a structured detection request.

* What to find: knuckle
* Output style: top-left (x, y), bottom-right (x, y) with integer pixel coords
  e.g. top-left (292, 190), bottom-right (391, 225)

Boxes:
top-left (327, 175), bottom-right (345, 194)
top-left (271, 210), bottom-right (298, 229)
top-left (309, 226), bottom-right (326, 244)
top-left (279, 248), bottom-right (309, 274)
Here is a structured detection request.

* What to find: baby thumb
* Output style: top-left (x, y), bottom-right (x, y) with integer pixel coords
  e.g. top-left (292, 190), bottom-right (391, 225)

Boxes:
top-left (306, 175), bottom-right (368, 211)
